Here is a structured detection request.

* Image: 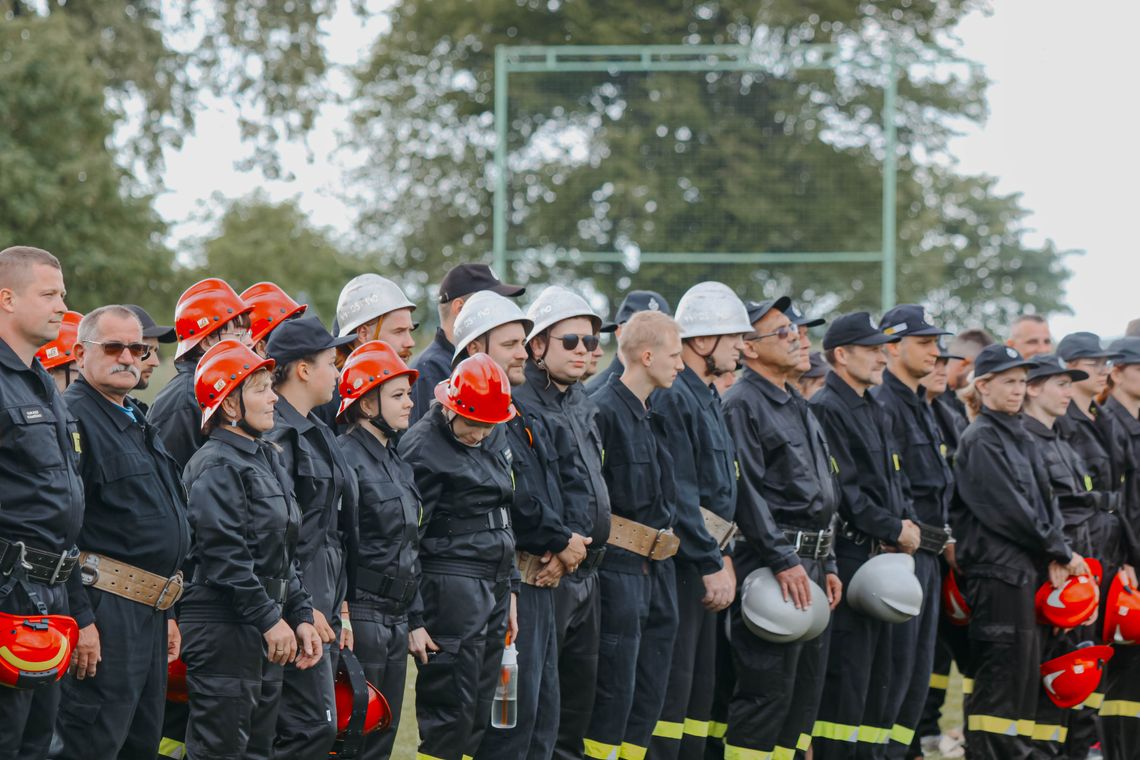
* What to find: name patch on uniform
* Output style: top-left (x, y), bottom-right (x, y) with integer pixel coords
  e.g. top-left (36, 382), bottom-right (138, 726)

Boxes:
top-left (22, 407), bottom-right (45, 422)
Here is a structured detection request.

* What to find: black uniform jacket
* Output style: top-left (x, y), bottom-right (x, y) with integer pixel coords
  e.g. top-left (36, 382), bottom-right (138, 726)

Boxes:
top-left (654, 365), bottom-right (738, 575)
top-left (931, 392), bottom-right (968, 466)
top-left (723, 366), bottom-right (839, 577)
top-left (0, 339), bottom-right (84, 553)
top-left (873, 370), bottom-right (953, 527)
top-left (504, 397), bottom-right (574, 556)
top-left (590, 373), bottom-right (676, 531)
top-left (1025, 415), bottom-right (1111, 533)
top-left (810, 372), bottom-right (911, 548)
top-left (64, 377), bottom-right (190, 627)
top-left (338, 425), bottom-right (422, 624)
top-left (1102, 396), bottom-right (1140, 547)
top-left (585, 355), bottom-right (623, 395)
top-left (409, 327), bottom-right (454, 426)
top-left (180, 427), bottom-right (313, 632)
top-left (950, 408), bottom-right (1071, 587)
top-left (148, 359), bottom-right (204, 471)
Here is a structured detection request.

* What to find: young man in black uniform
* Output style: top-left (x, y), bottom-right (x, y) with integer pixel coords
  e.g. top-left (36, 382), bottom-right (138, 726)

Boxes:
top-left (721, 296), bottom-right (843, 760)
top-left (54, 306), bottom-right (190, 760)
top-left (586, 290), bottom-right (670, 394)
top-left (0, 246), bottom-right (85, 760)
top-left (810, 313), bottom-right (918, 760)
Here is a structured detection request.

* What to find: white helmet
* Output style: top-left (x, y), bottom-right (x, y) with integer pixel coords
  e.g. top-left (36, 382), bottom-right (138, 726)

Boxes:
top-left (336, 274), bottom-right (416, 338)
top-left (740, 567), bottom-right (813, 643)
top-left (802, 577), bottom-right (832, 641)
top-left (673, 281), bottom-right (753, 339)
top-left (847, 553), bottom-right (925, 624)
top-left (525, 286), bottom-right (601, 344)
top-left (452, 291), bottom-right (534, 364)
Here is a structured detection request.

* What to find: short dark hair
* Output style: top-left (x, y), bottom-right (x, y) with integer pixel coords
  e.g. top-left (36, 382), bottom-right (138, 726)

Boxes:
top-left (272, 353), bottom-right (320, 388)
top-left (950, 328), bottom-right (996, 358)
top-left (0, 246), bottom-right (61, 293)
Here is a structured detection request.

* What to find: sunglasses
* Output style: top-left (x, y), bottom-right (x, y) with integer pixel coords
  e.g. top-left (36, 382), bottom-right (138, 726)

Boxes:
top-left (83, 340), bottom-right (152, 359)
top-left (747, 326), bottom-right (796, 341)
top-left (551, 333), bottom-right (600, 352)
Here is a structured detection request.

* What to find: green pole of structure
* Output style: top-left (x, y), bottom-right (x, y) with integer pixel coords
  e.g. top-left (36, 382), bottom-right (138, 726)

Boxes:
top-left (493, 46), bottom-right (509, 275)
top-left (881, 47), bottom-right (898, 310)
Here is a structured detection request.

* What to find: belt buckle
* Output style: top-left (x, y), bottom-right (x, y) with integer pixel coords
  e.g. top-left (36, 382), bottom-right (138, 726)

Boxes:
top-left (814, 530), bottom-right (826, 560)
top-left (80, 553), bottom-right (100, 586)
top-left (154, 571), bottom-right (184, 611)
top-left (2, 541), bottom-right (33, 577)
top-left (496, 507), bottom-right (511, 530)
top-left (791, 531), bottom-right (803, 554)
top-left (47, 547), bottom-right (74, 585)
top-left (647, 528), bottom-right (671, 561)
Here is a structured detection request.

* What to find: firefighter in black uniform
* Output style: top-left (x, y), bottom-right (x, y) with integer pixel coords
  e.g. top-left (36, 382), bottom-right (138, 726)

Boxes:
top-left (809, 312), bottom-right (917, 760)
top-left (586, 290), bottom-right (671, 395)
top-left (648, 282), bottom-right (748, 760)
top-left (721, 296), bottom-right (843, 760)
top-left (54, 306), bottom-right (189, 759)
top-left (950, 344), bottom-right (1086, 759)
top-left (583, 309), bottom-right (684, 760)
top-left (0, 247), bottom-right (85, 760)
top-left (179, 340), bottom-right (322, 760)
top-left (513, 289), bottom-right (613, 760)
top-left (872, 305), bottom-right (955, 759)
top-left (337, 340), bottom-right (422, 760)
top-left (399, 353), bottom-right (519, 760)
top-left (265, 316), bottom-right (360, 759)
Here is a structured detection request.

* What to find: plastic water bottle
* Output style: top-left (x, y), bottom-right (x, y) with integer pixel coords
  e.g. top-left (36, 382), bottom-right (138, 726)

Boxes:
top-left (491, 636), bottom-right (518, 729)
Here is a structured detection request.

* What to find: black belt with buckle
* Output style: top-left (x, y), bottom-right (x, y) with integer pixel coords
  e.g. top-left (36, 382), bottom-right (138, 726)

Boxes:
top-left (917, 522), bottom-right (952, 554)
top-left (424, 507), bottom-right (512, 539)
top-left (782, 528), bottom-right (834, 560)
top-left (259, 576), bottom-right (289, 605)
top-left (0, 538), bottom-right (79, 586)
top-left (356, 566), bottom-right (416, 605)
top-left (575, 546), bottom-right (607, 576)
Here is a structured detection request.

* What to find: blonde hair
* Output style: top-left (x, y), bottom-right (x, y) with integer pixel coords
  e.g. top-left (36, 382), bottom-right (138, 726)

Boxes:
top-left (957, 371), bottom-right (992, 421)
top-left (618, 311), bottom-right (679, 365)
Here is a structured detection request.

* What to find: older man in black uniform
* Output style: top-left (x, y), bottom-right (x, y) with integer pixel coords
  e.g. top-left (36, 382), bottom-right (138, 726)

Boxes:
top-left (0, 246), bottom-right (85, 760)
top-left (721, 296), bottom-right (843, 760)
top-left (53, 305), bottom-right (190, 760)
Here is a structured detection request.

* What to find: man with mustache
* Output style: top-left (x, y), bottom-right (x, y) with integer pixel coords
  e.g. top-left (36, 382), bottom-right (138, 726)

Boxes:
top-left (54, 305), bottom-right (190, 759)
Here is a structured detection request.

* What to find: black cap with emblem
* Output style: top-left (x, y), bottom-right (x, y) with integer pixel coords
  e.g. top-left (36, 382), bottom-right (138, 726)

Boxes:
top-left (880, 304), bottom-right (951, 338)
top-left (600, 290), bottom-right (671, 333)
top-left (822, 312), bottom-right (899, 350)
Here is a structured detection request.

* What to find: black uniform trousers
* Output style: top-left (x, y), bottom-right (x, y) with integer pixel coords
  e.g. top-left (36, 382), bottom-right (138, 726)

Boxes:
top-left (648, 560), bottom-right (717, 760)
top-left (553, 570), bottom-right (602, 760)
top-left (883, 551), bottom-right (940, 758)
top-left (915, 561), bottom-right (973, 745)
top-left (704, 609), bottom-right (733, 760)
top-left (52, 591), bottom-right (167, 760)
top-left (0, 579), bottom-right (69, 760)
top-left (724, 557), bottom-right (831, 760)
top-left (584, 549), bottom-right (679, 760)
top-left (181, 620), bottom-right (285, 760)
top-left (352, 603), bottom-right (410, 760)
top-left (477, 582), bottom-right (560, 760)
top-left (1092, 513), bottom-right (1140, 760)
top-left (415, 571), bottom-right (510, 760)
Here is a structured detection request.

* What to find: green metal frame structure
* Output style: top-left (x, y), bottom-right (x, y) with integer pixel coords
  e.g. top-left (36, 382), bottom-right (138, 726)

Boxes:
top-left (492, 44), bottom-right (900, 309)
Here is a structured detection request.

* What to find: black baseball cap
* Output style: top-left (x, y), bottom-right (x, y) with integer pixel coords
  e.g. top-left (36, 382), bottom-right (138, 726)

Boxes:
top-left (782, 301), bottom-right (825, 329)
top-left (1108, 337), bottom-right (1140, 366)
top-left (601, 290), bottom-right (671, 333)
top-left (1057, 332), bottom-right (1124, 362)
top-left (822, 312), bottom-right (899, 350)
top-left (973, 344), bottom-right (1035, 377)
top-left (265, 315), bottom-right (356, 365)
top-left (880, 304), bottom-right (951, 338)
top-left (803, 351), bottom-right (830, 379)
top-left (124, 304), bottom-right (176, 343)
top-left (745, 296), bottom-right (792, 325)
top-left (439, 264), bottom-right (524, 303)
top-left (1028, 354), bottom-right (1089, 383)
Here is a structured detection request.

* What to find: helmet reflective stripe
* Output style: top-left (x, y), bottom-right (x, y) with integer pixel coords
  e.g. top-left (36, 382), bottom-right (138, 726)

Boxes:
top-left (673, 281), bottom-right (753, 339)
top-left (452, 291), bottom-right (534, 363)
top-left (335, 274), bottom-right (416, 338)
top-left (525, 286), bottom-right (601, 344)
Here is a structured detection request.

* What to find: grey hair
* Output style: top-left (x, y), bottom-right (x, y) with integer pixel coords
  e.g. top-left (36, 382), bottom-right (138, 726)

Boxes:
top-left (77, 305), bottom-right (142, 345)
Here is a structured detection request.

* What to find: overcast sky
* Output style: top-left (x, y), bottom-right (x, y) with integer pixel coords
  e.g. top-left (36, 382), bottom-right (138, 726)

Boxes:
top-left (156, 0), bottom-right (1139, 339)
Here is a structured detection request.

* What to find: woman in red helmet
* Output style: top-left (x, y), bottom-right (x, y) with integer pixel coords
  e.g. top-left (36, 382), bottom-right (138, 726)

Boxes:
top-left (397, 353), bottom-right (520, 760)
top-left (336, 340), bottom-right (422, 760)
top-left (177, 339), bottom-right (322, 760)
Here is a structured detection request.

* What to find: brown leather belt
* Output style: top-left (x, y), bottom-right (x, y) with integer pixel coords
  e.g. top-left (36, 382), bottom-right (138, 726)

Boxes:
top-left (516, 550), bottom-right (560, 588)
top-left (79, 552), bottom-right (184, 612)
top-left (700, 507), bottom-right (739, 551)
top-left (607, 515), bottom-right (680, 560)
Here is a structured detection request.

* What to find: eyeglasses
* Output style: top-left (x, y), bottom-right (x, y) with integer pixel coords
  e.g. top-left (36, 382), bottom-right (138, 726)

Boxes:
top-left (551, 333), bottom-right (600, 352)
top-left (1076, 358), bottom-right (1112, 373)
top-left (746, 326), bottom-right (795, 342)
top-left (83, 340), bottom-right (152, 359)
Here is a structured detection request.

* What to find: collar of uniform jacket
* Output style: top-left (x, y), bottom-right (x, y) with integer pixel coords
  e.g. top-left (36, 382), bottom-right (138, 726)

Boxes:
top-left (1021, 412), bottom-right (1058, 440)
top-left (604, 372), bottom-right (650, 420)
top-left (70, 375), bottom-right (145, 432)
top-left (1064, 398), bottom-right (1102, 427)
top-left (209, 425), bottom-right (262, 454)
top-left (824, 369), bottom-right (871, 409)
top-left (1103, 396), bottom-right (1140, 435)
top-left (0, 336), bottom-right (40, 374)
top-left (740, 365), bottom-right (793, 406)
top-left (677, 364), bottom-right (718, 405)
top-left (345, 422), bottom-right (393, 463)
top-left (882, 368), bottom-right (928, 407)
top-left (979, 405), bottom-right (1028, 437)
top-left (275, 395), bottom-right (315, 434)
top-left (523, 360), bottom-right (570, 405)
top-left (431, 326), bottom-right (454, 355)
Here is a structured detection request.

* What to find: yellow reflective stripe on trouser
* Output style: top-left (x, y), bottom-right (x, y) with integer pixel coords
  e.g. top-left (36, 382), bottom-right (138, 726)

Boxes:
top-left (967, 715), bottom-right (1035, 737)
top-left (415, 754), bottom-right (448, 760)
top-left (812, 720), bottom-right (860, 743)
top-left (890, 724), bottom-right (916, 745)
top-left (1079, 692), bottom-right (1105, 709)
top-left (708, 721), bottom-right (728, 739)
top-left (929, 672), bottom-right (950, 690)
top-left (723, 744), bottom-right (772, 760)
top-left (157, 738), bottom-right (187, 759)
top-left (962, 677), bottom-right (975, 695)
top-left (684, 718), bottom-right (710, 737)
top-left (796, 733), bottom-right (811, 750)
top-left (652, 720), bottom-right (684, 740)
top-left (1032, 723), bottom-right (1068, 742)
top-left (583, 738), bottom-right (619, 759)
top-left (857, 725), bottom-right (891, 744)
top-left (619, 741), bottom-right (647, 760)
top-left (772, 746), bottom-right (797, 760)
top-left (1101, 700), bottom-right (1140, 718)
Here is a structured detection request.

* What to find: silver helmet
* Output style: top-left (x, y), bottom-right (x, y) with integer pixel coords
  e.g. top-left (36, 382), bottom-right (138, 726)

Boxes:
top-left (740, 567), bottom-right (814, 643)
top-left (452, 291), bottom-right (534, 364)
top-left (847, 553), bottom-right (924, 624)
top-left (525, 286), bottom-right (601, 344)
top-left (335, 274), bottom-right (416, 338)
top-left (673, 281), bottom-right (753, 339)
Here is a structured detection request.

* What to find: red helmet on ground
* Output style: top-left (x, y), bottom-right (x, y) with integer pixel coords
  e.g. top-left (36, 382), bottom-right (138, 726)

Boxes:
top-left (240, 282), bottom-right (307, 345)
top-left (1036, 565), bottom-right (1100, 629)
top-left (1103, 570), bottom-right (1140, 645)
top-left (35, 311), bottom-right (83, 370)
top-left (434, 353), bottom-right (516, 425)
top-left (166, 657), bottom-right (188, 703)
top-left (174, 278), bottom-right (253, 360)
top-left (941, 569), bottom-right (971, 626)
top-left (1040, 644), bottom-right (1114, 709)
top-left (0, 611), bottom-right (79, 689)
top-left (336, 340), bottom-right (419, 422)
top-left (193, 339), bottom-right (275, 430)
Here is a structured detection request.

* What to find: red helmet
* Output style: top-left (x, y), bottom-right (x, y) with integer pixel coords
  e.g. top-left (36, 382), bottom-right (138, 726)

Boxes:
top-left (1036, 566), bottom-right (1100, 629)
top-left (336, 341), bottom-right (419, 422)
top-left (0, 611), bottom-right (79, 689)
top-left (941, 569), bottom-right (971, 626)
top-left (35, 311), bottom-right (83, 370)
top-left (1040, 644), bottom-right (1114, 709)
top-left (334, 663), bottom-right (392, 738)
top-left (240, 282), bottom-right (307, 344)
top-left (1103, 570), bottom-right (1140, 644)
top-left (434, 353), bottom-right (516, 425)
top-left (166, 657), bottom-right (188, 703)
top-left (193, 340), bottom-right (275, 430)
top-left (174, 278), bottom-right (253, 360)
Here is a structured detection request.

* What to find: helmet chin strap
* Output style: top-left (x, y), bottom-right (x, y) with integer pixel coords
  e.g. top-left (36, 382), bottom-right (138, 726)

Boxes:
top-left (232, 390), bottom-right (264, 438)
top-left (694, 335), bottom-right (727, 377)
top-left (365, 390), bottom-right (401, 441)
top-left (534, 332), bottom-right (576, 387)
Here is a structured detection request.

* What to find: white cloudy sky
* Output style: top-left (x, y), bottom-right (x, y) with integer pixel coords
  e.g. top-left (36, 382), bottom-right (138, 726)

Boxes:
top-left (155, 0), bottom-right (1139, 338)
